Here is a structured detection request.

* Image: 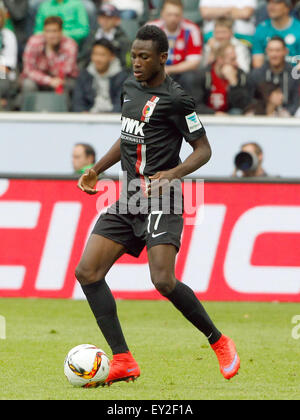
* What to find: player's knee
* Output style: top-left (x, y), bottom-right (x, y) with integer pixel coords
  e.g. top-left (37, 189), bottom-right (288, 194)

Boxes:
top-left (151, 271), bottom-right (176, 296)
top-left (75, 264), bottom-right (99, 286)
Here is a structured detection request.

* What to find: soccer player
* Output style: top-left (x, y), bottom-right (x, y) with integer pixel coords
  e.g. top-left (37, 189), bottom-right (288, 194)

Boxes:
top-left (75, 25), bottom-right (240, 385)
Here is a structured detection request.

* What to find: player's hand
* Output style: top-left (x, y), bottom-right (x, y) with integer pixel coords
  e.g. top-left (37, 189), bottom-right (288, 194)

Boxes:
top-left (77, 168), bottom-right (99, 195)
top-left (147, 170), bottom-right (178, 197)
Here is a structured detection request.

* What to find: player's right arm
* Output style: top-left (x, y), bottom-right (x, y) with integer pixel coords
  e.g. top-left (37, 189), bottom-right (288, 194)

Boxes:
top-left (77, 137), bottom-right (121, 195)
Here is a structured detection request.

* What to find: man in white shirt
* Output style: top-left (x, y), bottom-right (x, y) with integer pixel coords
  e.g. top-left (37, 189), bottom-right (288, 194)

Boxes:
top-left (199, 0), bottom-right (257, 45)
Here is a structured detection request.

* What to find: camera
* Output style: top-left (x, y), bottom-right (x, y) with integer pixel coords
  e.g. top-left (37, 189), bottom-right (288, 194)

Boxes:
top-left (234, 151), bottom-right (259, 172)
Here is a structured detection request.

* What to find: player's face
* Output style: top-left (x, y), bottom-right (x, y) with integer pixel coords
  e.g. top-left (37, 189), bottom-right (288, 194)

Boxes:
top-left (266, 41), bottom-right (287, 67)
top-left (44, 23), bottom-right (63, 47)
top-left (131, 39), bottom-right (167, 85)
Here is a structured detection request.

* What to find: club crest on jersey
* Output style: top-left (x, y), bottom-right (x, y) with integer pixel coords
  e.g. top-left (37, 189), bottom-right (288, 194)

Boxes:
top-left (141, 96), bottom-right (160, 123)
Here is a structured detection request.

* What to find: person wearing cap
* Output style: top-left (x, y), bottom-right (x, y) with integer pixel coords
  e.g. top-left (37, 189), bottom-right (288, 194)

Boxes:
top-left (93, 4), bottom-right (131, 69)
top-left (252, 0), bottom-right (300, 68)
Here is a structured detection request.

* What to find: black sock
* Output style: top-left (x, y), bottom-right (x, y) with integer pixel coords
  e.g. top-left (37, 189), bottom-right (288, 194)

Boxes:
top-left (166, 280), bottom-right (222, 345)
top-left (81, 279), bottom-right (129, 355)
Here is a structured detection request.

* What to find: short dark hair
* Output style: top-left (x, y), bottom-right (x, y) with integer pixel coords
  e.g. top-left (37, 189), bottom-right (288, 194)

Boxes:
top-left (136, 25), bottom-right (169, 54)
top-left (92, 38), bottom-right (116, 55)
top-left (76, 143), bottom-right (96, 163)
top-left (268, 35), bottom-right (286, 48)
top-left (44, 16), bottom-right (63, 29)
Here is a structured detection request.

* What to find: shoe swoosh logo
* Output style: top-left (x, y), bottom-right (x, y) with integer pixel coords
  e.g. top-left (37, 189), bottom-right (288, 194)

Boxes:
top-left (152, 231), bottom-right (167, 238)
top-left (127, 368), bottom-right (136, 372)
top-left (124, 99), bottom-right (131, 102)
top-left (223, 352), bottom-right (238, 373)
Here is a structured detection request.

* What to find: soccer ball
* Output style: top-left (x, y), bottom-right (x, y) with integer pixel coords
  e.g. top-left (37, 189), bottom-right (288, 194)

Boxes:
top-left (64, 344), bottom-right (110, 388)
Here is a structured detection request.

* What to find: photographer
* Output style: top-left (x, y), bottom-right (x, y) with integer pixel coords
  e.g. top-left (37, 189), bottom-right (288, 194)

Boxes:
top-left (232, 142), bottom-right (268, 177)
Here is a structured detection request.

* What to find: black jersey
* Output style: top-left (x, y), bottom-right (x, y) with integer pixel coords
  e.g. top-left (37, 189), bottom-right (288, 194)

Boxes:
top-left (120, 75), bottom-right (205, 182)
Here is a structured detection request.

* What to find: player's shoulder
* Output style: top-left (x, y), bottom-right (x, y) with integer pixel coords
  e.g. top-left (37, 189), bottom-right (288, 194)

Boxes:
top-left (166, 77), bottom-right (196, 112)
top-left (122, 74), bottom-right (140, 92)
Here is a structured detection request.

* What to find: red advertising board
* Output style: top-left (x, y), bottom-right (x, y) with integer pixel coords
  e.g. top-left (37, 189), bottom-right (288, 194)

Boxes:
top-left (0, 178), bottom-right (300, 301)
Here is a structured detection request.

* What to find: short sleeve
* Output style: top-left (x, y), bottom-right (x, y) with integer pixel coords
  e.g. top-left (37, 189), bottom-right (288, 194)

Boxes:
top-left (170, 92), bottom-right (206, 142)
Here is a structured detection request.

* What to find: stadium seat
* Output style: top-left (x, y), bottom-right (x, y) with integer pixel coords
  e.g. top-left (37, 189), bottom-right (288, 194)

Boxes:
top-left (21, 92), bottom-right (68, 112)
top-left (120, 18), bottom-right (140, 42)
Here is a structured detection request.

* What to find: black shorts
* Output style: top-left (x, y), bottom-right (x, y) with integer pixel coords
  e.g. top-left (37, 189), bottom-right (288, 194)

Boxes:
top-left (92, 200), bottom-right (184, 258)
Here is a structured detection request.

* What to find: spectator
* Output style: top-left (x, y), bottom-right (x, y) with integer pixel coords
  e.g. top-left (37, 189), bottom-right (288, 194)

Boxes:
top-left (203, 17), bottom-right (251, 73)
top-left (232, 142), bottom-right (268, 177)
top-left (193, 43), bottom-right (249, 115)
top-left (199, 0), bottom-right (257, 45)
top-left (3, 0), bottom-right (29, 56)
top-left (256, 0), bottom-right (300, 23)
top-left (21, 16), bottom-right (78, 99)
top-left (244, 81), bottom-right (291, 116)
top-left (34, 0), bottom-right (90, 45)
top-left (72, 143), bottom-right (96, 174)
top-left (94, 4), bottom-right (131, 69)
top-left (148, 0), bottom-right (202, 94)
top-left (72, 39), bottom-right (128, 113)
top-left (249, 36), bottom-right (299, 115)
top-left (105, 0), bottom-right (144, 19)
top-left (252, 0), bottom-right (300, 68)
top-left (0, 5), bottom-right (18, 110)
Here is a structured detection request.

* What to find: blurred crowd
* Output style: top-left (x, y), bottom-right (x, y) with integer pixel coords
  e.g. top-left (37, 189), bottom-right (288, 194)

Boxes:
top-left (0, 0), bottom-right (300, 116)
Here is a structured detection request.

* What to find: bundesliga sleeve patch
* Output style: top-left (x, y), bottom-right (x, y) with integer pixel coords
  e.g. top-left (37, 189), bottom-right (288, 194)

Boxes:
top-left (185, 112), bottom-right (202, 133)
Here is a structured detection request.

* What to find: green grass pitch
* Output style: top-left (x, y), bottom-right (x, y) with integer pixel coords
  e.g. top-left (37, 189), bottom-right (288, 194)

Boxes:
top-left (0, 298), bottom-right (299, 400)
